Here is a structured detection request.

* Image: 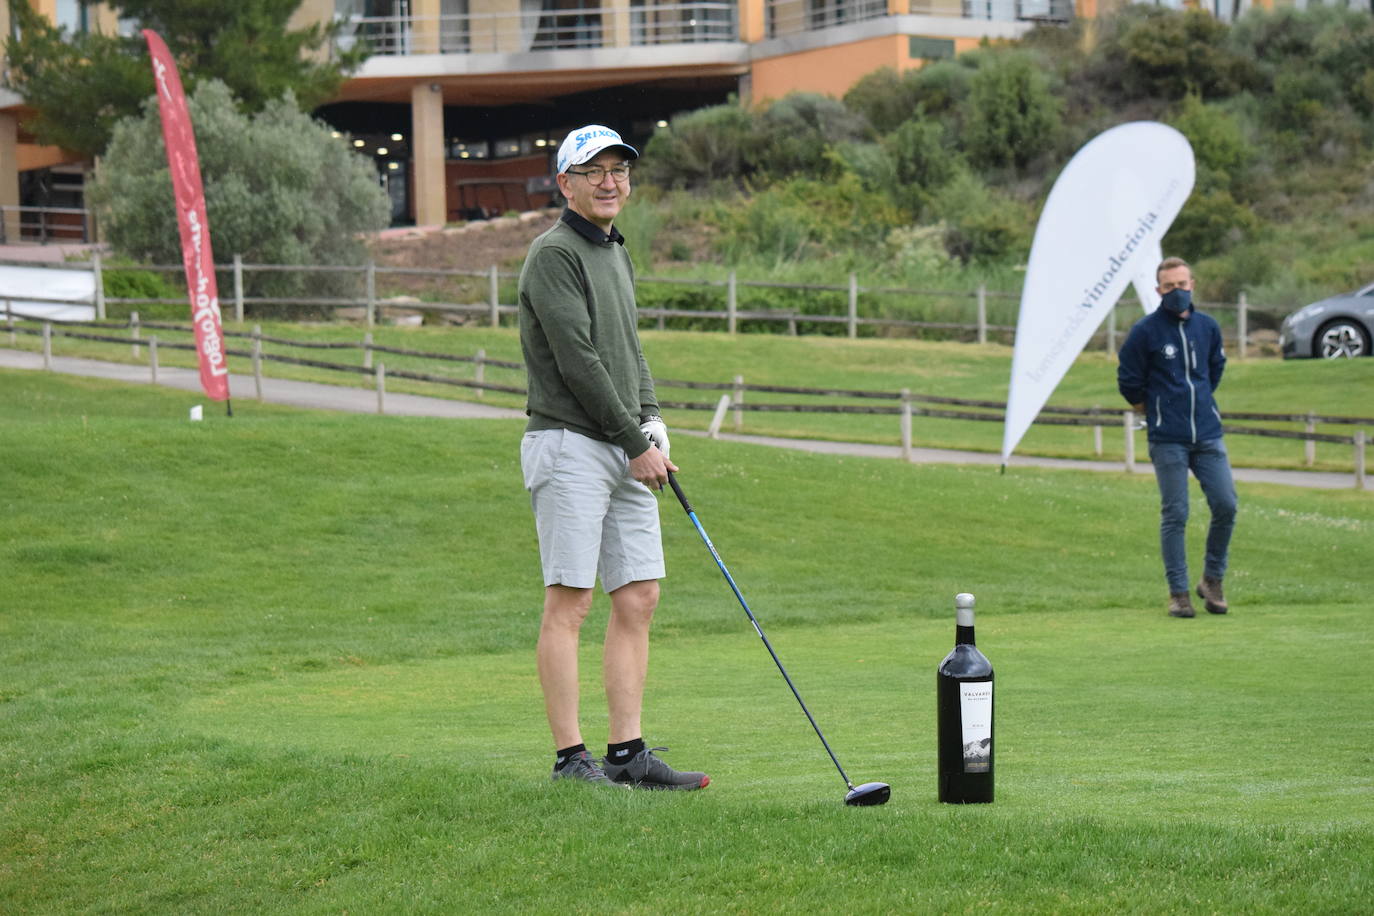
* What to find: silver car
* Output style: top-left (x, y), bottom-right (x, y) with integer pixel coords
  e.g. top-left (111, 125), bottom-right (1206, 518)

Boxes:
top-left (1280, 282), bottom-right (1374, 358)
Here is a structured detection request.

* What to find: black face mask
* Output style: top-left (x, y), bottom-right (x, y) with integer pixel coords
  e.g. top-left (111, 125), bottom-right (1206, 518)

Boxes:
top-left (1159, 288), bottom-right (1192, 315)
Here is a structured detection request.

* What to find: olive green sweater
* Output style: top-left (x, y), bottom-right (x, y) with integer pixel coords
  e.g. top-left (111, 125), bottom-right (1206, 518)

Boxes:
top-left (518, 213), bottom-right (658, 458)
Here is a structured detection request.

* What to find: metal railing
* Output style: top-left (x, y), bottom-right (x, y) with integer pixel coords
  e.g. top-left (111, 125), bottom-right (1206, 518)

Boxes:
top-left (337, 2), bottom-right (738, 56)
top-left (0, 206), bottom-right (92, 245)
top-left (767, 0), bottom-right (887, 39)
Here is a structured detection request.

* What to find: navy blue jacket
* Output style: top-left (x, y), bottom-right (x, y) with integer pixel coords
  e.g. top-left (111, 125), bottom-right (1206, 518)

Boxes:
top-left (1117, 307), bottom-right (1227, 444)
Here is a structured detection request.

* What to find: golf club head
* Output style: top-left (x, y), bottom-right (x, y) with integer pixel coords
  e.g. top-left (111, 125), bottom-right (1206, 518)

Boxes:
top-left (844, 782), bottom-right (891, 806)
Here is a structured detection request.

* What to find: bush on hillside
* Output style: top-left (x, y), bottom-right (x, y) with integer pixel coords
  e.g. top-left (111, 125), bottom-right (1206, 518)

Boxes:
top-left (750, 92), bottom-right (873, 181)
top-left (639, 103), bottom-right (756, 190)
top-left (1091, 6), bottom-right (1257, 103)
top-left (931, 172), bottom-right (1030, 264)
top-left (715, 173), bottom-right (902, 266)
top-left (1168, 93), bottom-right (1253, 198)
top-left (962, 51), bottom-right (1062, 171)
top-left (843, 67), bottom-right (921, 135)
top-left (88, 80), bottom-right (390, 318)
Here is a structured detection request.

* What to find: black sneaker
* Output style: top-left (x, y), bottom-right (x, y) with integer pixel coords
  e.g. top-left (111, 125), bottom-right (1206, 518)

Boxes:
top-left (551, 749), bottom-right (615, 785)
top-left (602, 746), bottom-right (710, 791)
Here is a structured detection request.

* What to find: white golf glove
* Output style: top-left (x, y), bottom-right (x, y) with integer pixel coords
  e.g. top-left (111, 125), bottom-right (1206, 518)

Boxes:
top-left (639, 415), bottom-right (670, 460)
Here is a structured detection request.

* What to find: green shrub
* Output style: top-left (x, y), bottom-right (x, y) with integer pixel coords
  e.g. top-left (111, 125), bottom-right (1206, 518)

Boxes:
top-left (930, 173), bottom-right (1030, 264)
top-left (750, 92), bottom-right (872, 181)
top-left (1162, 187), bottom-right (1259, 261)
top-left (843, 67), bottom-right (920, 135)
top-left (962, 51), bottom-right (1062, 172)
top-left (1169, 93), bottom-right (1253, 197)
top-left (87, 79), bottom-right (391, 320)
top-left (715, 173), bottom-right (902, 267)
top-left (639, 102), bottom-right (756, 190)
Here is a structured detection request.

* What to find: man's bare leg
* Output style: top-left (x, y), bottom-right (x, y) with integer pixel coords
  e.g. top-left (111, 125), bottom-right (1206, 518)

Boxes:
top-left (537, 584), bottom-right (594, 750)
top-left (604, 579), bottom-right (659, 744)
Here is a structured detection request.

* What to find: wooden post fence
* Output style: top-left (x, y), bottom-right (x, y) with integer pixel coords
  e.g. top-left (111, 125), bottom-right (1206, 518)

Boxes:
top-left (847, 273), bottom-right (858, 339)
top-left (727, 270), bottom-right (737, 335)
top-left (42, 321), bottom-right (52, 369)
top-left (976, 285), bottom-right (987, 345)
top-left (1356, 430), bottom-right (1367, 491)
top-left (233, 254), bottom-right (245, 323)
top-left (148, 336), bottom-right (159, 384)
top-left (365, 260), bottom-right (377, 327)
top-left (475, 347), bottom-right (486, 399)
top-left (375, 361), bottom-right (386, 414)
top-left (488, 265), bottom-right (500, 327)
top-left (92, 251), bottom-right (106, 320)
top-left (732, 374), bottom-right (744, 432)
top-left (252, 324), bottom-right (264, 401)
top-left (130, 311), bottom-right (141, 359)
top-left (1237, 291), bottom-right (1248, 359)
top-left (900, 387), bottom-right (913, 460)
top-left (1123, 410), bottom-right (1136, 473)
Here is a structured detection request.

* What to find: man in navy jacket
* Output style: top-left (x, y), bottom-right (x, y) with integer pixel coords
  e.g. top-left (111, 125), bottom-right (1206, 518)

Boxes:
top-left (1118, 257), bottom-right (1238, 618)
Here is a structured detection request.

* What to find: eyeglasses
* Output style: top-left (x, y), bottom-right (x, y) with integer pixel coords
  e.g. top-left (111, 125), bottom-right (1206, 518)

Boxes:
top-left (566, 164), bottom-right (631, 184)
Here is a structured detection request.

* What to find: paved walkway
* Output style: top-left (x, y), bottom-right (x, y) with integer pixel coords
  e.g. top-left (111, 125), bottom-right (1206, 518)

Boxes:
top-left (1, 347), bottom-right (1362, 490)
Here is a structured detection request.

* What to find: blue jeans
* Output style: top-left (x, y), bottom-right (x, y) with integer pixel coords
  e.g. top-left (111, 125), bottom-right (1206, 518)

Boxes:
top-left (1148, 438), bottom-right (1238, 593)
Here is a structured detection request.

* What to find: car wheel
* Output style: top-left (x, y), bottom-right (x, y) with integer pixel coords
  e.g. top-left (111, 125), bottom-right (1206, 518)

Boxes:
top-left (1315, 319), bottom-right (1370, 358)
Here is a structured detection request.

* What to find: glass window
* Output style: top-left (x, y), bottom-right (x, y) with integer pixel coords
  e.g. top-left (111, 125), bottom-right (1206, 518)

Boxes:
top-left (55, 0), bottom-right (89, 33)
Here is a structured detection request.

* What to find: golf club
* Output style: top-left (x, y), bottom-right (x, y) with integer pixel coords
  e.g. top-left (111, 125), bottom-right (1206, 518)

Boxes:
top-left (666, 472), bottom-right (891, 807)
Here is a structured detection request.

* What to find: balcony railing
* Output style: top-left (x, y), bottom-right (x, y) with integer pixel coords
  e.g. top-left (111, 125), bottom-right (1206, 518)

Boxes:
top-left (338, 3), bottom-right (738, 56)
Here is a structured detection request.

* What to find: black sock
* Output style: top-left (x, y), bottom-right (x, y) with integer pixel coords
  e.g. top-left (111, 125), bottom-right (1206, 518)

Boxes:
top-left (607, 738), bottom-right (645, 766)
top-left (554, 743), bottom-right (587, 770)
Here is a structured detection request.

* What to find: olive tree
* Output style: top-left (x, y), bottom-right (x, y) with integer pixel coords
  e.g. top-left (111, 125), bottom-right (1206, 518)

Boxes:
top-left (88, 80), bottom-right (391, 312)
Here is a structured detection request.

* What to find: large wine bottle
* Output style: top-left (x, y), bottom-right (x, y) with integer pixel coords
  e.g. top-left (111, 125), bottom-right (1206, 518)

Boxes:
top-left (937, 592), bottom-right (994, 803)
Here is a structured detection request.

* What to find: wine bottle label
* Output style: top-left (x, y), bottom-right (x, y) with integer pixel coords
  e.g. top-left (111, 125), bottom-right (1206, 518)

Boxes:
top-left (958, 682), bottom-right (993, 774)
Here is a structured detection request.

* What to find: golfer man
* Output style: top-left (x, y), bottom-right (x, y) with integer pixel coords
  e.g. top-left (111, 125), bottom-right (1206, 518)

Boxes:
top-left (1117, 257), bottom-right (1238, 618)
top-left (517, 125), bottom-right (709, 789)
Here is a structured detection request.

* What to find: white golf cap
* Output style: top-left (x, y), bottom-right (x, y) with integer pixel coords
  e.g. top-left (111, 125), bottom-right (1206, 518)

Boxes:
top-left (556, 125), bottom-right (639, 175)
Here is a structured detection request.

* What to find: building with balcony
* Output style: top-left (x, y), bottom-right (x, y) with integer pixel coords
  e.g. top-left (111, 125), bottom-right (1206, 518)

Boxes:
top-left (3, 0), bottom-right (1275, 238)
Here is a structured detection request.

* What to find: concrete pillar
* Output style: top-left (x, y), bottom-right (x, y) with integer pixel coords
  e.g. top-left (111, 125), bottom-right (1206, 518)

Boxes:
top-left (410, 83), bottom-right (448, 228)
top-left (739, 0), bottom-right (768, 42)
top-left (604, 0), bottom-right (632, 47)
top-left (0, 113), bottom-right (18, 243)
top-left (470, 0), bottom-right (523, 53)
top-left (412, 0), bottom-right (442, 54)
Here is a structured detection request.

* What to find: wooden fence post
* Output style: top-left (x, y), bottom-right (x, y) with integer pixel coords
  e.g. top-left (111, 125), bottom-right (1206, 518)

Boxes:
top-left (1305, 411), bottom-right (1316, 467)
top-left (707, 394), bottom-right (731, 439)
top-left (362, 331), bottom-right (373, 370)
top-left (375, 361), bottom-right (386, 414)
top-left (489, 264), bottom-right (500, 327)
top-left (475, 347), bottom-right (486, 399)
top-left (727, 270), bottom-right (737, 335)
top-left (233, 254), bottom-right (245, 323)
top-left (1123, 410), bottom-right (1136, 473)
top-left (900, 388), bottom-right (913, 460)
top-left (1093, 405), bottom-right (1103, 456)
top-left (252, 324), bottom-right (264, 402)
top-left (92, 250), bottom-right (106, 320)
top-left (847, 272), bottom-right (858, 339)
top-left (42, 321), bottom-right (52, 369)
top-left (733, 374), bottom-right (744, 432)
top-left (1237, 291), bottom-right (1248, 360)
top-left (1355, 430), bottom-right (1367, 491)
top-left (365, 260), bottom-right (376, 328)
top-left (976, 284), bottom-right (987, 345)
top-left (130, 310), bottom-right (141, 359)
top-left (149, 336), bottom-right (159, 384)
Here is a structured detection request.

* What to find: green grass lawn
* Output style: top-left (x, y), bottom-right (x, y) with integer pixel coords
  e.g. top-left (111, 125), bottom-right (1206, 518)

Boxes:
top-left (2, 371), bottom-right (1371, 913)
top-left (6, 318), bottom-right (1372, 471)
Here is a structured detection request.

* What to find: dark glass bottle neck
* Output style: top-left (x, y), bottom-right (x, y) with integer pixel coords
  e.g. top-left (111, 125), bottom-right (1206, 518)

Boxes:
top-left (955, 624), bottom-right (976, 646)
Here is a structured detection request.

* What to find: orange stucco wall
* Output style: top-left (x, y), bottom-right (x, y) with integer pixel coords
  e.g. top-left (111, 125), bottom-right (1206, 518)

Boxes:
top-left (750, 34), bottom-right (986, 104)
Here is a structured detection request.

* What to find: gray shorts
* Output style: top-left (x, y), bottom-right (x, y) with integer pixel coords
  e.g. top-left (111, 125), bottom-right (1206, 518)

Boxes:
top-left (520, 428), bottom-right (665, 593)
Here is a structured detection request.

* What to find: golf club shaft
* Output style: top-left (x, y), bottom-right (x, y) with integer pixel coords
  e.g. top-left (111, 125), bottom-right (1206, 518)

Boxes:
top-left (666, 472), bottom-right (855, 790)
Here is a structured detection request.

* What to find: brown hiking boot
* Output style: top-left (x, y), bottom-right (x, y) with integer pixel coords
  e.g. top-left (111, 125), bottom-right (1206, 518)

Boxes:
top-left (1197, 577), bottom-right (1228, 614)
top-left (1168, 592), bottom-right (1196, 618)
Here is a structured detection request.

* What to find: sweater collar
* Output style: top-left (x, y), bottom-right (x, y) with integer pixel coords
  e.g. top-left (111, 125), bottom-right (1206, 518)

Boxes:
top-left (561, 208), bottom-right (624, 246)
